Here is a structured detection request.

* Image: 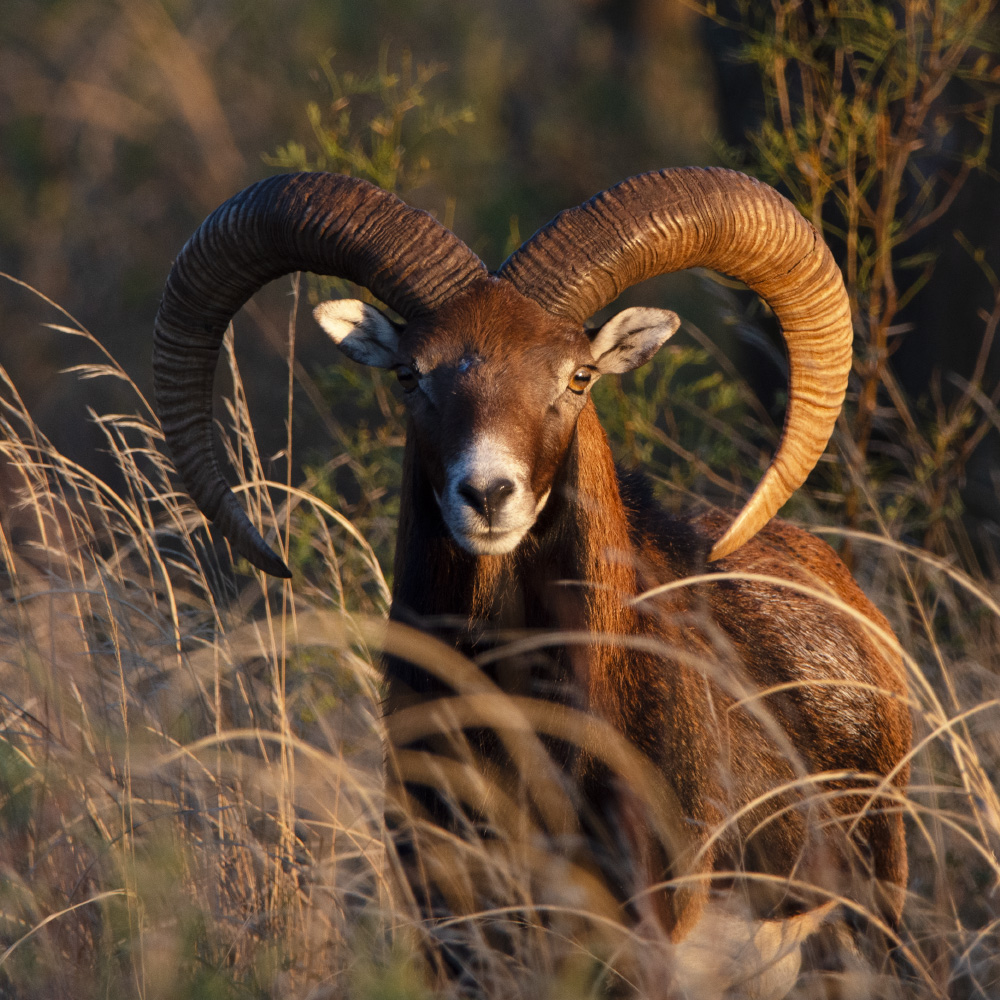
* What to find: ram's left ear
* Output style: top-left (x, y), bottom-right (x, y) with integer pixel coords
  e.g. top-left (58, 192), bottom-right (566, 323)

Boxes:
top-left (590, 307), bottom-right (681, 374)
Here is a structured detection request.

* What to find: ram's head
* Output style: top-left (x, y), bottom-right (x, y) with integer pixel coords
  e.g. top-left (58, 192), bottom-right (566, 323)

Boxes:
top-left (153, 169), bottom-right (852, 575)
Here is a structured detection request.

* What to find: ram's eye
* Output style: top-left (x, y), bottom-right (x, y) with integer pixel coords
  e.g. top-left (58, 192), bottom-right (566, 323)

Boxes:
top-left (395, 366), bottom-right (418, 392)
top-left (568, 368), bottom-right (593, 394)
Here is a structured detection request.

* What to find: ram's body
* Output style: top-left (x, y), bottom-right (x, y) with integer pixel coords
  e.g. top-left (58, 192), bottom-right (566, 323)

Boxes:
top-left (379, 288), bottom-right (909, 941)
top-left (152, 169), bottom-right (911, 982)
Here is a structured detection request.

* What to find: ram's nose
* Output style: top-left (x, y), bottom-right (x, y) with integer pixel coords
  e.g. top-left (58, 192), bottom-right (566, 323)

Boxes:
top-left (457, 477), bottom-right (515, 526)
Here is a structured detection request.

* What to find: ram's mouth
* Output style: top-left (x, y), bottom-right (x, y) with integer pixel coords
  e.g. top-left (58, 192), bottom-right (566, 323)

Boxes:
top-left (450, 525), bottom-right (525, 556)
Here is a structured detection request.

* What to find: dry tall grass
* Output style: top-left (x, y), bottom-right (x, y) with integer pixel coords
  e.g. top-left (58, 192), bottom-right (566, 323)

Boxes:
top-left (1, 276), bottom-right (999, 998)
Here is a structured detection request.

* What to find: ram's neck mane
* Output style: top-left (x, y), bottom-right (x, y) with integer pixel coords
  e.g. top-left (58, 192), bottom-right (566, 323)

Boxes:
top-left (389, 401), bottom-right (721, 932)
top-left (389, 401), bottom-right (673, 720)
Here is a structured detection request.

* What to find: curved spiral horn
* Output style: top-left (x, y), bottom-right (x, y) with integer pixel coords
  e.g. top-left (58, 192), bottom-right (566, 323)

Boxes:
top-left (154, 172), bottom-right (487, 577)
top-left (499, 167), bottom-right (853, 561)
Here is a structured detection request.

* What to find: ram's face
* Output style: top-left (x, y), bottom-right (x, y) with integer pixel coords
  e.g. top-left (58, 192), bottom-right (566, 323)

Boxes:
top-left (316, 281), bottom-right (678, 555)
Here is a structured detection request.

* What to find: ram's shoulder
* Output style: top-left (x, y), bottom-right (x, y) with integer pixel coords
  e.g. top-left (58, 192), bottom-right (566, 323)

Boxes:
top-left (694, 510), bottom-right (864, 595)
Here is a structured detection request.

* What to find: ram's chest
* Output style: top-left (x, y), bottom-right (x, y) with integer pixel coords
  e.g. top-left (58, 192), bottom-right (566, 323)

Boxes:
top-left (468, 556), bottom-right (588, 707)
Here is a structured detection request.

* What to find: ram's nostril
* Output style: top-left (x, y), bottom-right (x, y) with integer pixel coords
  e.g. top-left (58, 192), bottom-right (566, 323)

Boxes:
top-left (457, 481), bottom-right (487, 516)
top-left (458, 478), bottom-right (515, 524)
top-left (485, 478), bottom-right (514, 508)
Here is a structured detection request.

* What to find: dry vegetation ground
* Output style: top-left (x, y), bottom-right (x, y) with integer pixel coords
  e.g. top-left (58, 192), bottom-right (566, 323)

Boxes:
top-left (0, 277), bottom-right (998, 999)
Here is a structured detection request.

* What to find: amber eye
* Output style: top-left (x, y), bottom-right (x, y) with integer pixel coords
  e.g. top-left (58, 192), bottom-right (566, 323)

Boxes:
top-left (568, 368), bottom-right (593, 394)
top-left (395, 366), bottom-right (418, 392)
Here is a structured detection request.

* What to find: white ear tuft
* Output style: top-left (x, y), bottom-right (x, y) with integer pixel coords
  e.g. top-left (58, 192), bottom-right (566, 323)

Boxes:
top-left (313, 299), bottom-right (400, 368)
top-left (590, 306), bottom-right (681, 374)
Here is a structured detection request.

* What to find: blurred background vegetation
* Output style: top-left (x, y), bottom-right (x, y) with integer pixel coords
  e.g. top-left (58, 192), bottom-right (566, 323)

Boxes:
top-left (1, 0), bottom-right (997, 566)
top-left (1, 2), bottom-right (1000, 996)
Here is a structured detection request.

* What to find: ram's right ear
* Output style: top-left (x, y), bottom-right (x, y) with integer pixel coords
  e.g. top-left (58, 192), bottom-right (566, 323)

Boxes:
top-left (314, 299), bottom-right (401, 368)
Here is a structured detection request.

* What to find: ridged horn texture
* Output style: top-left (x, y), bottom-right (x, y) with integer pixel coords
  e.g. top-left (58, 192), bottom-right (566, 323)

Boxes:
top-left (499, 167), bottom-right (853, 561)
top-left (154, 172), bottom-right (488, 577)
